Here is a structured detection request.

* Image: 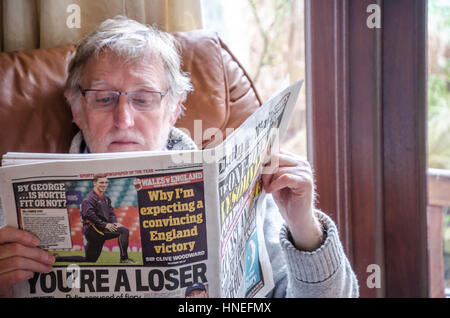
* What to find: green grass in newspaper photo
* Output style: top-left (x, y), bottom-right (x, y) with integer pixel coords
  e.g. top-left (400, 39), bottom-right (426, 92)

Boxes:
top-left (52, 251), bottom-right (143, 266)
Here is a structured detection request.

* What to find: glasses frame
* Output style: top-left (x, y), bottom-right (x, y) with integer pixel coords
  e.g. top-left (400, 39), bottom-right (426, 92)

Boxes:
top-left (78, 85), bottom-right (168, 112)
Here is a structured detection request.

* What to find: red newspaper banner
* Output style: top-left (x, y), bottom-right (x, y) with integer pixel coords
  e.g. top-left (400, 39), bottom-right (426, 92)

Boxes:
top-left (136, 171), bottom-right (204, 190)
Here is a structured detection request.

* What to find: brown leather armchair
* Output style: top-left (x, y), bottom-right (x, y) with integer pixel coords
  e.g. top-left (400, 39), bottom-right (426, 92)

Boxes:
top-left (0, 30), bottom-right (262, 158)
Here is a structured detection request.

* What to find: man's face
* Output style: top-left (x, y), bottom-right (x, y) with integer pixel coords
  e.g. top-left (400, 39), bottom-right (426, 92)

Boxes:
top-left (94, 177), bottom-right (108, 194)
top-left (186, 289), bottom-right (208, 298)
top-left (72, 50), bottom-right (179, 153)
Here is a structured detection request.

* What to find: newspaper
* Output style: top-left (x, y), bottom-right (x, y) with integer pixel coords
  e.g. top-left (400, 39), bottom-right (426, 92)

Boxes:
top-left (0, 80), bottom-right (302, 298)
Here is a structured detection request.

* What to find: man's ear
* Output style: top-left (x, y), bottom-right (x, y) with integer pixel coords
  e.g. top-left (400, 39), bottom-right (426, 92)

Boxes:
top-left (169, 99), bottom-right (183, 126)
top-left (64, 90), bottom-right (82, 129)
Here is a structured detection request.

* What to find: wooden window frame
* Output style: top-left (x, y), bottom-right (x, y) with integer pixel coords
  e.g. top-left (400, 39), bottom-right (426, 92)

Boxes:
top-left (305, 0), bottom-right (428, 297)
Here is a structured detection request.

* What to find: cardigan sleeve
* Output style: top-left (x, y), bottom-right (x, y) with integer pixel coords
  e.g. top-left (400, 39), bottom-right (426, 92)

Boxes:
top-left (263, 194), bottom-right (359, 298)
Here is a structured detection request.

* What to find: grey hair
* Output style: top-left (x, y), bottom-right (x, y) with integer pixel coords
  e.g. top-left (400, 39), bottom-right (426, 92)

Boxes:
top-left (65, 15), bottom-right (192, 114)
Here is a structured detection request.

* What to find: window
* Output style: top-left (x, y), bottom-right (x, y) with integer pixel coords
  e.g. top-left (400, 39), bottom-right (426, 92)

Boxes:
top-left (427, 0), bottom-right (450, 297)
top-left (202, 0), bottom-right (441, 297)
top-left (202, 0), bottom-right (307, 156)
top-left (307, 0), bottom-right (428, 297)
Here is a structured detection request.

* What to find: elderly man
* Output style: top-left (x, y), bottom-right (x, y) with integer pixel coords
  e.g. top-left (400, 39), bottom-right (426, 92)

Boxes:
top-left (0, 16), bottom-right (358, 298)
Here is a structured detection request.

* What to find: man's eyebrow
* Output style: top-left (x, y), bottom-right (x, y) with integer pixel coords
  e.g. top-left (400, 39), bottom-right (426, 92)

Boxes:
top-left (87, 81), bottom-right (162, 91)
top-left (89, 80), bottom-right (108, 87)
top-left (135, 83), bottom-right (161, 91)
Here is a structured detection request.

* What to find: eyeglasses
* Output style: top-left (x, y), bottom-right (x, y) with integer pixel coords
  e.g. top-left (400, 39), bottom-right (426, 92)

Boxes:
top-left (79, 86), bottom-right (168, 112)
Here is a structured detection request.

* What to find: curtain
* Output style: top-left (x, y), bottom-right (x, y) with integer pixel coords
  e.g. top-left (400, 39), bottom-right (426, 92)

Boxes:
top-left (0, 0), bottom-right (203, 52)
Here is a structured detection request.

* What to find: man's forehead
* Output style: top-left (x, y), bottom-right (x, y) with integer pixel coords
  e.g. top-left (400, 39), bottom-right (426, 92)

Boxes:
top-left (88, 79), bottom-right (159, 90)
top-left (82, 50), bottom-right (165, 88)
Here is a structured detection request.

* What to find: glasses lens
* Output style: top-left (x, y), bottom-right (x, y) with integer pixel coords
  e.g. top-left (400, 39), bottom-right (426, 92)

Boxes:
top-left (130, 91), bottom-right (161, 111)
top-left (86, 91), bottom-right (118, 110)
top-left (83, 90), bottom-right (163, 111)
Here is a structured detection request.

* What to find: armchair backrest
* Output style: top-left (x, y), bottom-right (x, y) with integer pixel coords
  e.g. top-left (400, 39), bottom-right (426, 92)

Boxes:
top-left (0, 29), bottom-right (261, 157)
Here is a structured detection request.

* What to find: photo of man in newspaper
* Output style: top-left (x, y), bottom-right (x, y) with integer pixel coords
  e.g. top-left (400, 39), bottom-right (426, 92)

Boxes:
top-left (185, 282), bottom-right (208, 298)
top-left (53, 174), bottom-right (138, 265)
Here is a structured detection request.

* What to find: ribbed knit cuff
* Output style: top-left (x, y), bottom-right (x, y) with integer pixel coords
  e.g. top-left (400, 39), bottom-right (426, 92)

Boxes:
top-left (280, 210), bottom-right (344, 283)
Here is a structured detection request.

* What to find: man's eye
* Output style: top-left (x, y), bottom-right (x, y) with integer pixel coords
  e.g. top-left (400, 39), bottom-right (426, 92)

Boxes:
top-left (132, 95), bottom-right (154, 105)
top-left (133, 98), bottom-right (148, 104)
top-left (96, 96), bottom-right (114, 103)
top-left (131, 93), bottom-right (158, 109)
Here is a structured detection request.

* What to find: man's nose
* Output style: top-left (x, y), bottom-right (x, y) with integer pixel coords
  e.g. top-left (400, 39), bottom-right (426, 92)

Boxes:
top-left (113, 95), bottom-right (135, 129)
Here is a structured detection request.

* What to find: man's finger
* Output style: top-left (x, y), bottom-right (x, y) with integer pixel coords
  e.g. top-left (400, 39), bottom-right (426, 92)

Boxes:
top-left (0, 270), bottom-right (34, 293)
top-left (263, 153), bottom-right (310, 171)
top-left (271, 166), bottom-right (312, 177)
top-left (0, 226), bottom-right (40, 247)
top-left (0, 256), bottom-right (53, 275)
top-left (0, 286), bottom-right (13, 298)
top-left (0, 243), bottom-right (55, 265)
top-left (261, 173), bottom-right (274, 191)
top-left (277, 153), bottom-right (311, 169)
top-left (265, 173), bottom-right (313, 195)
top-left (262, 166), bottom-right (311, 189)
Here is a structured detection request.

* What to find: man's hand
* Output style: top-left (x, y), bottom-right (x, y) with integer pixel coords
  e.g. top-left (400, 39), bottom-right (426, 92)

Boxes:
top-left (0, 226), bottom-right (55, 297)
top-left (105, 223), bottom-right (118, 232)
top-left (262, 149), bottom-right (324, 252)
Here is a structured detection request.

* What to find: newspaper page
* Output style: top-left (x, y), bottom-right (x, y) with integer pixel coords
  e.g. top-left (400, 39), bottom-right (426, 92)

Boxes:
top-left (0, 153), bottom-right (221, 298)
top-left (0, 80), bottom-right (302, 298)
top-left (217, 81), bottom-right (302, 297)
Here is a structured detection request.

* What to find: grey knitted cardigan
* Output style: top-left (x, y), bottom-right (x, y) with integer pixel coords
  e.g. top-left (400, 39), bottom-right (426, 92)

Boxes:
top-left (70, 127), bottom-right (360, 298)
